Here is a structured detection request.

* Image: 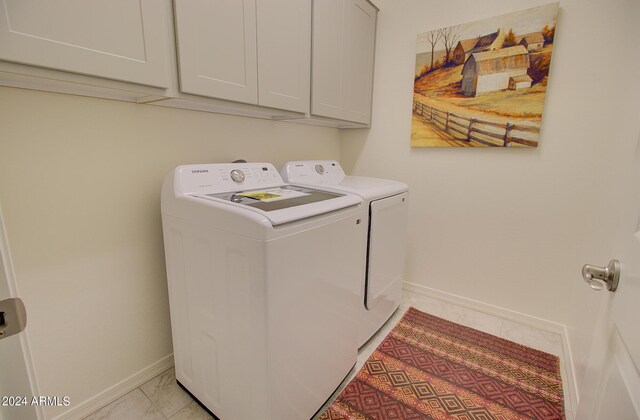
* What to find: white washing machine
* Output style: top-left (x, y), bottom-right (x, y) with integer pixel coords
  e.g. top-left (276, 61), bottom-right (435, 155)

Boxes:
top-left (161, 162), bottom-right (366, 420)
top-left (281, 161), bottom-right (409, 347)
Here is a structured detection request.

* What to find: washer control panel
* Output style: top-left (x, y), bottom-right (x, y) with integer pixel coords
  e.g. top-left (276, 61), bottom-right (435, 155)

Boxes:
top-left (176, 163), bottom-right (284, 194)
top-left (281, 160), bottom-right (346, 184)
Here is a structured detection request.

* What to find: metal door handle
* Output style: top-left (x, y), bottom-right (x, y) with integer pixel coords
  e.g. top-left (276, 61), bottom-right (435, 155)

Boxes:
top-left (582, 259), bottom-right (620, 292)
top-left (0, 297), bottom-right (27, 340)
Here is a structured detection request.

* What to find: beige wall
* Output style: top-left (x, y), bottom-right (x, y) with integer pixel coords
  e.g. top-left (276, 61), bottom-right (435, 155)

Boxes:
top-left (342, 0), bottom-right (639, 401)
top-left (0, 87), bottom-right (340, 418)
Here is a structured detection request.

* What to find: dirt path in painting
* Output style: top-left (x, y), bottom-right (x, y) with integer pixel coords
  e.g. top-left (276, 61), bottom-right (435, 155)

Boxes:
top-left (411, 114), bottom-right (477, 147)
top-left (414, 92), bottom-right (541, 126)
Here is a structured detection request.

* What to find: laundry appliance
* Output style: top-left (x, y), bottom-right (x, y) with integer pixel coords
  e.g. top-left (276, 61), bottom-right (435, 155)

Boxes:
top-left (281, 160), bottom-right (409, 347)
top-left (161, 162), bottom-right (366, 420)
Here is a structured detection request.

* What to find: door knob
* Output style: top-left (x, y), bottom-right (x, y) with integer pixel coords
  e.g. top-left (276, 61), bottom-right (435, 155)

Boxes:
top-left (582, 259), bottom-right (620, 292)
top-left (0, 297), bottom-right (27, 340)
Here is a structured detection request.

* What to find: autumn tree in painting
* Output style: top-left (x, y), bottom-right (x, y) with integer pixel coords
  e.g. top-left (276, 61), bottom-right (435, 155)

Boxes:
top-left (502, 29), bottom-right (517, 47)
top-left (415, 64), bottom-right (430, 81)
top-left (438, 25), bottom-right (462, 66)
top-left (424, 30), bottom-right (443, 71)
top-left (542, 24), bottom-right (556, 44)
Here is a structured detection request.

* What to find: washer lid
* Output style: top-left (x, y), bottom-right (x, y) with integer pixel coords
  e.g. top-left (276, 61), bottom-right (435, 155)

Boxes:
top-left (193, 185), bottom-right (361, 225)
top-left (328, 176), bottom-right (408, 200)
top-left (171, 162), bottom-right (362, 225)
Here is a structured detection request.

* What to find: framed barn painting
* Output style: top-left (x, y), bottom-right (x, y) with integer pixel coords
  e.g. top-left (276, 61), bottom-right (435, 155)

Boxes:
top-left (411, 3), bottom-right (559, 147)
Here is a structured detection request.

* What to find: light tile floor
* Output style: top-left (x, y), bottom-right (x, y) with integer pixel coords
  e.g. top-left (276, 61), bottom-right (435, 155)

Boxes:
top-left (83, 290), bottom-right (573, 419)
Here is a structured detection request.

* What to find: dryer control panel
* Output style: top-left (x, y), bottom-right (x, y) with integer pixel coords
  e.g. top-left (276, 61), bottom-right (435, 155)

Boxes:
top-left (281, 160), bottom-right (346, 184)
top-left (175, 163), bottom-right (284, 194)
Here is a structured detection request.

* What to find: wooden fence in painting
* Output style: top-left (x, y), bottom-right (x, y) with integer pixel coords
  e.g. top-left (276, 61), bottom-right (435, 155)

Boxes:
top-left (413, 100), bottom-right (540, 147)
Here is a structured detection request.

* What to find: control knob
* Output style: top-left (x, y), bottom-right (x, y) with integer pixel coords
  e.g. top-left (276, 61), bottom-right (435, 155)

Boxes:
top-left (230, 169), bottom-right (245, 183)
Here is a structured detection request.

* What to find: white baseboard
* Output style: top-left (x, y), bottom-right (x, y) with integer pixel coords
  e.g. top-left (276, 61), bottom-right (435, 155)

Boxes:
top-left (52, 354), bottom-right (174, 420)
top-left (403, 281), bottom-right (578, 417)
top-left (403, 281), bottom-right (565, 333)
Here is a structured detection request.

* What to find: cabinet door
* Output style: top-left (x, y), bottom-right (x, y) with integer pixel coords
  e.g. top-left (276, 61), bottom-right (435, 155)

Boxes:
top-left (256, 0), bottom-right (310, 113)
top-left (342, 0), bottom-right (376, 124)
top-left (174, 0), bottom-right (258, 104)
top-left (312, 0), bottom-right (376, 124)
top-left (0, 0), bottom-right (171, 88)
top-left (311, 0), bottom-right (345, 120)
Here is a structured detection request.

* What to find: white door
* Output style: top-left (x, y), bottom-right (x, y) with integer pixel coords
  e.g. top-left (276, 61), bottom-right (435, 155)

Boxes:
top-left (0, 206), bottom-right (41, 420)
top-left (0, 0), bottom-right (171, 88)
top-left (575, 135), bottom-right (640, 417)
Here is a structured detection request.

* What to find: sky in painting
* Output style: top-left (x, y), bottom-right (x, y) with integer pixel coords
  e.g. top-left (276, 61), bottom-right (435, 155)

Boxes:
top-left (416, 2), bottom-right (559, 54)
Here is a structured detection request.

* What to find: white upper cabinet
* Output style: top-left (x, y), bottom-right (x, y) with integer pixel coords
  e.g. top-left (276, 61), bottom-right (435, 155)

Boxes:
top-left (343, 0), bottom-right (377, 123)
top-left (0, 0), bottom-right (376, 126)
top-left (312, 0), bottom-right (377, 125)
top-left (173, 0), bottom-right (310, 114)
top-left (256, 0), bottom-right (310, 113)
top-left (311, 0), bottom-right (343, 120)
top-left (173, 0), bottom-right (258, 104)
top-left (0, 0), bottom-right (172, 89)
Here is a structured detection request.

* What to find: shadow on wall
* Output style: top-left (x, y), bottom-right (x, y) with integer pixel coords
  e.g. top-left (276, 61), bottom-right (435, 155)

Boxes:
top-left (340, 129), bottom-right (369, 173)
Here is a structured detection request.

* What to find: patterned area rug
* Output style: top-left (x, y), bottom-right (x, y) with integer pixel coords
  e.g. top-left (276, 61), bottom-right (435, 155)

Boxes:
top-left (320, 307), bottom-right (565, 419)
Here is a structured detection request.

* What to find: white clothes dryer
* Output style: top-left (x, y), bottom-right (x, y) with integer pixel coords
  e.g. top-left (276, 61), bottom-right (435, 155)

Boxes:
top-left (281, 160), bottom-right (409, 347)
top-left (161, 162), bottom-right (366, 420)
